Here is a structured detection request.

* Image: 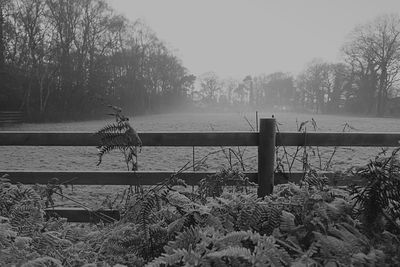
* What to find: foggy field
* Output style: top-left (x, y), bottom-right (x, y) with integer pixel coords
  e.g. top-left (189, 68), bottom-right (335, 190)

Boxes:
top-left (2, 111), bottom-right (400, 172)
top-left (2, 111), bottom-right (400, 207)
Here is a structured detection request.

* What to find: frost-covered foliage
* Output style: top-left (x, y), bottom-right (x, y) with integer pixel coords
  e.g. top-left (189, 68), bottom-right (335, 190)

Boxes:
top-left (96, 105), bottom-right (142, 171)
top-left (1, 167), bottom-right (400, 266)
top-left (350, 148), bottom-right (400, 233)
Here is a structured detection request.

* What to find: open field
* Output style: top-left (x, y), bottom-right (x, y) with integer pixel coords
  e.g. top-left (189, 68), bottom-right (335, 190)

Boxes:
top-left (2, 111), bottom-right (400, 170)
top-left (2, 111), bottom-right (400, 207)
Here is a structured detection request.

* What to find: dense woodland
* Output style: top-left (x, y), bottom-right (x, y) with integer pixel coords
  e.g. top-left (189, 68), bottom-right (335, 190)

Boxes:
top-left (0, 0), bottom-right (195, 121)
top-left (1, 0), bottom-right (400, 121)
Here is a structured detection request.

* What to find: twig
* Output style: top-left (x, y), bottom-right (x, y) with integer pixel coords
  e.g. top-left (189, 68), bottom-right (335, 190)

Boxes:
top-left (275, 238), bottom-right (303, 255)
top-left (243, 114), bottom-right (256, 132)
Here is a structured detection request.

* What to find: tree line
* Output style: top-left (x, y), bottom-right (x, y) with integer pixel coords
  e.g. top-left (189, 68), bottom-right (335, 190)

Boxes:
top-left (0, 0), bottom-right (195, 121)
top-left (197, 14), bottom-right (400, 117)
top-left (1, 2), bottom-right (400, 120)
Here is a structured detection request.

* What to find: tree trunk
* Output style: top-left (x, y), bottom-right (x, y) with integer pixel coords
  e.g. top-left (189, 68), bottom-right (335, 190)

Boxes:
top-left (377, 66), bottom-right (388, 116)
top-left (0, 3), bottom-right (5, 76)
top-left (0, 3), bottom-right (5, 111)
top-left (249, 80), bottom-right (254, 106)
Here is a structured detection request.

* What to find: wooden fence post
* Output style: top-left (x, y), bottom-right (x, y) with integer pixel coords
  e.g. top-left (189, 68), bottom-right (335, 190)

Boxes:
top-left (258, 118), bottom-right (276, 197)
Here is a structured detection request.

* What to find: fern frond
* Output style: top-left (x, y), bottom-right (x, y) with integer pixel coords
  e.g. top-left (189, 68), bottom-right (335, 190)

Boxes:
top-left (351, 249), bottom-right (385, 266)
top-left (328, 223), bottom-right (369, 251)
top-left (236, 206), bottom-right (254, 231)
top-left (118, 233), bottom-right (142, 250)
top-left (313, 231), bottom-right (360, 264)
top-left (138, 194), bottom-right (162, 239)
top-left (306, 240), bottom-right (321, 258)
top-left (215, 230), bottom-right (255, 249)
top-left (0, 223), bottom-right (17, 247)
top-left (164, 226), bottom-right (201, 254)
top-left (253, 236), bottom-right (291, 267)
top-left (97, 122), bottom-right (130, 135)
top-left (43, 217), bottom-right (67, 232)
top-left (206, 246), bottom-right (252, 260)
top-left (166, 191), bottom-right (192, 207)
top-left (9, 187), bottom-right (41, 204)
top-left (95, 111), bottom-right (142, 169)
top-left (14, 236), bottom-right (33, 250)
top-left (62, 227), bottom-right (87, 242)
top-left (259, 206), bottom-right (282, 236)
top-left (303, 172), bottom-right (329, 190)
top-left (147, 248), bottom-right (193, 267)
top-left (21, 256), bottom-right (63, 267)
top-left (167, 216), bottom-right (187, 234)
top-left (280, 211), bottom-right (296, 232)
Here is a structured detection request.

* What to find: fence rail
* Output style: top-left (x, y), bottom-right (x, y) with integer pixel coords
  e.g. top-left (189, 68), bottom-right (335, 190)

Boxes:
top-left (1, 131), bottom-right (400, 147)
top-left (0, 170), bottom-right (360, 187)
top-left (1, 118), bottom-right (399, 222)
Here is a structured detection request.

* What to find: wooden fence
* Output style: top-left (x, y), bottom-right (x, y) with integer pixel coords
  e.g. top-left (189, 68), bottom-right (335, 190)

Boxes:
top-left (1, 118), bottom-right (400, 222)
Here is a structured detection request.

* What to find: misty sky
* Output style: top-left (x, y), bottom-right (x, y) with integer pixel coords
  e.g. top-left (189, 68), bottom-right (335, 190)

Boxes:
top-left (108, 0), bottom-right (400, 79)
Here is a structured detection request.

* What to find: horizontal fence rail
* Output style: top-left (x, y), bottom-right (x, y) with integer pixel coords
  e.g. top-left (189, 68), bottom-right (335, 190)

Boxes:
top-left (1, 171), bottom-right (260, 186)
top-left (277, 132), bottom-right (400, 147)
top-left (0, 171), bottom-right (361, 187)
top-left (0, 132), bottom-right (258, 146)
top-left (1, 118), bottom-right (397, 222)
top-left (1, 131), bottom-right (400, 146)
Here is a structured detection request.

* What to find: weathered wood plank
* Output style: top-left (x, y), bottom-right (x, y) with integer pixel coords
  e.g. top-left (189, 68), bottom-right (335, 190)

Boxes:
top-left (0, 170), bottom-right (361, 186)
top-left (0, 132), bottom-right (98, 146)
top-left (45, 207), bottom-right (120, 223)
top-left (141, 132), bottom-right (259, 146)
top-left (1, 131), bottom-right (400, 147)
top-left (0, 170), bottom-right (258, 185)
top-left (276, 132), bottom-right (400, 147)
top-left (0, 132), bottom-right (258, 146)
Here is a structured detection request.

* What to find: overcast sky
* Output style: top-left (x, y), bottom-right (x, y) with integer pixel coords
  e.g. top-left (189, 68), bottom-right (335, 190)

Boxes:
top-left (107, 0), bottom-right (400, 79)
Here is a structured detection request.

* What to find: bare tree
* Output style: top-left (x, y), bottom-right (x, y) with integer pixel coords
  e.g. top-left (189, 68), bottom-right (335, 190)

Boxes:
top-left (296, 59), bottom-right (329, 113)
top-left (222, 78), bottom-right (239, 105)
top-left (343, 14), bottom-right (400, 116)
top-left (325, 63), bottom-right (351, 113)
top-left (14, 0), bottom-right (48, 116)
top-left (243, 75), bottom-right (254, 105)
top-left (263, 72), bottom-right (295, 107)
top-left (199, 71), bottom-right (221, 104)
top-left (46, 0), bottom-right (82, 116)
